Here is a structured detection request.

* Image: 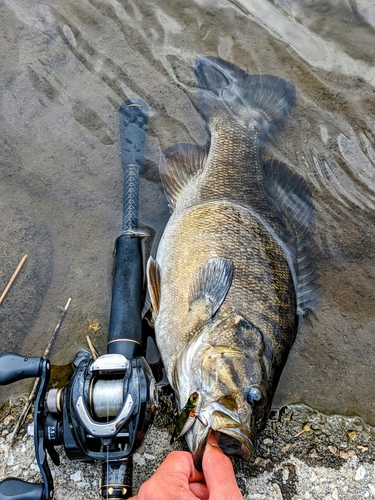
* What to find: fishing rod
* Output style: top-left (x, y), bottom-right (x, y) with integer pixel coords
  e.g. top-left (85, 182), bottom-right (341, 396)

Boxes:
top-left (0, 98), bottom-right (157, 500)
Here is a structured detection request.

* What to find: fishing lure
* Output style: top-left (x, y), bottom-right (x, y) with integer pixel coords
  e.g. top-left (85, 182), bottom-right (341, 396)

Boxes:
top-left (170, 392), bottom-right (200, 444)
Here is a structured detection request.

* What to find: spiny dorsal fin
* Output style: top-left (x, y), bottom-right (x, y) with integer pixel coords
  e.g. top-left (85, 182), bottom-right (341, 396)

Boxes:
top-left (146, 256), bottom-right (162, 316)
top-left (264, 159), bottom-right (319, 314)
top-left (160, 143), bottom-right (207, 211)
top-left (188, 257), bottom-right (233, 320)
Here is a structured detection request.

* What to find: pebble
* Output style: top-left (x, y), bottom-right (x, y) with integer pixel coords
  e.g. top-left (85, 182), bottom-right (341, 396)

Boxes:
top-left (339, 449), bottom-right (356, 460)
top-left (3, 415), bottom-right (15, 426)
top-left (368, 484), bottom-right (375, 495)
top-left (357, 445), bottom-right (368, 453)
top-left (263, 438), bottom-right (273, 446)
top-left (355, 466), bottom-right (366, 481)
top-left (272, 483), bottom-right (283, 500)
top-left (70, 471), bottom-right (82, 482)
top-left (134, 453), bottom-right (146, 466)
top-left (282, 467), bottom-right (289, 482)
top-left (282, 443), bottom-right (292, 453)
top-left (77, 482), bottom-right (90, 489)
top-left (254, 457), bottom-right (269, 467)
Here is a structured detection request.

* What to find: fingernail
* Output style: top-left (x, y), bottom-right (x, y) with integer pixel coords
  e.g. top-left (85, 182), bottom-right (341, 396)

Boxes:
top-left (207, 432), bottom-right (219, 448)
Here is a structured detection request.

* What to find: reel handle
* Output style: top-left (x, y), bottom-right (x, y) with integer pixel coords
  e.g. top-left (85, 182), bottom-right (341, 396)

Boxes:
top-left (0, 353), bottom-right (42, 385)
top-left (0, 355), bottom-right (53, 500)
top-left (0, 478), bottom-right (44, 500)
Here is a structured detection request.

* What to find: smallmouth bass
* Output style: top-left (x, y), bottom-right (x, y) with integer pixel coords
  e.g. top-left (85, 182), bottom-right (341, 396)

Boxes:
top-left (147, 56), bottom-right (319, 468)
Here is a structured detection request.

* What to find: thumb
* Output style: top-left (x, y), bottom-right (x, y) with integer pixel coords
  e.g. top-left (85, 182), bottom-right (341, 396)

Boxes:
top-left (202, 434), bottom-right (243, 500)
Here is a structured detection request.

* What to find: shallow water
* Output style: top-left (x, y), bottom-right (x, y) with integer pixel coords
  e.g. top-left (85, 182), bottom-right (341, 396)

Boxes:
top-left (0, 0), bottom-right (374, 425)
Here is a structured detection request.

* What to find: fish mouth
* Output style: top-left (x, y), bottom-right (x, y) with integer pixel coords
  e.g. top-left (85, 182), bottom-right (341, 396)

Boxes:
top-left (185, 406), bottom-right (254, 471)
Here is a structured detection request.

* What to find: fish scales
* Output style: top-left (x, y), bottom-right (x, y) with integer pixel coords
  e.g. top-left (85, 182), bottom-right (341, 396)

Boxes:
top-left (181, 121), bottom-right (264, 210)
top-left (147, 56), bottom-right (318, 468)
top-left (156, 201), bottom-right (296, 380)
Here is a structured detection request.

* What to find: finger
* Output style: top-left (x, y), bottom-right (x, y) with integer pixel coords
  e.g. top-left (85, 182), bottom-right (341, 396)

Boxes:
top-left (136, 451), bottom-right (205, 500)
top-left (157, 451), bottom-right (204, 484)
top-left (202, 434), bottom-right (243, 500)
top-left (189, 482), bottom-right (209, 500)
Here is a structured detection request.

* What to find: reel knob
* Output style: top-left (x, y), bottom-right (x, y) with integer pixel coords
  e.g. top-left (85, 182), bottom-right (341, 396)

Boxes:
top-left (0, 353), bottom-right (42, 385)
top-left (0, 478), bottom-right (45, 500)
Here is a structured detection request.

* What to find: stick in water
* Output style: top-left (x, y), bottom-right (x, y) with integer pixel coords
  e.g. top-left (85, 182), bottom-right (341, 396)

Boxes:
top-left (0, 255), bottom-right (28, 304)
top-left (86, 335), bottom-right (99, 360)
top-left (10, 297), bottom-right (72, 444)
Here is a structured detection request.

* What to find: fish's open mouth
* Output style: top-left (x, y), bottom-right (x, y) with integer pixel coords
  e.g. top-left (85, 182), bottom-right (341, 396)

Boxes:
top-left (212, 430), bottom-right (249, 455)
top-left (186, 410), bottom-right (254, 470)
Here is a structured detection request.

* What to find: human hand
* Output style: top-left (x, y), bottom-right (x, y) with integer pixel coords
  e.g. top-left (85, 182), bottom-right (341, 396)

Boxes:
top-left (200, 433), bottom-right (244, 500)
top-left (130, 434), bottom-right (243, 500)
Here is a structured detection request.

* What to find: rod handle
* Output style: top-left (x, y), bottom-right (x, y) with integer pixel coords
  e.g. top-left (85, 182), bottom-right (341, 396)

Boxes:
top-left (100, 457), bottom-right (133, 499)
top-left (119, 99), bottom-right (148, 232)
top-left (119, 99), bottom-right (148, 171)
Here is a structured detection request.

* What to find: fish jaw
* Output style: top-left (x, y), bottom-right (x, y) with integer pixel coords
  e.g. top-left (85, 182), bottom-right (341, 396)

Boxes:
top-left (170, 313), bottom-right (269, 469)
top-left (185, 404), bottom-right (254, 471)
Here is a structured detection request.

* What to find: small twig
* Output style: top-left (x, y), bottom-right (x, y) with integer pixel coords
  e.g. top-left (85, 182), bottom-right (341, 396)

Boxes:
top-left (293, 423), bottom-right (311, 438)
top-left (0, 254), bottom-right (28, 304)
top-left (10, 297), bottom-right (72, 445)
top-left (43, 297), bottom-right (72, 358)
top-left (86, 335), bottom-right (99, 360)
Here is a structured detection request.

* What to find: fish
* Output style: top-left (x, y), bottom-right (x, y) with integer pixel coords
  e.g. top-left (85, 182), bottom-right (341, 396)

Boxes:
top-left (146, 56), bottom-right (319, 469)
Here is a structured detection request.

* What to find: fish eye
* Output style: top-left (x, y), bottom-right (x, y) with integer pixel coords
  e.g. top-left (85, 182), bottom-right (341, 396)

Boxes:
top-left (247, 387), bottom-right (263, 407)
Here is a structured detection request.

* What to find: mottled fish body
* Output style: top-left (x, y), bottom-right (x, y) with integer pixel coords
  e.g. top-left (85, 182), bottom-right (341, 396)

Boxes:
top-left (147, 57), bottom-right (318, 468)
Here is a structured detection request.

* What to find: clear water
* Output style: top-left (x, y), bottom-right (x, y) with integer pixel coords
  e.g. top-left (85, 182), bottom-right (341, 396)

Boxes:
top-left (1, 0), bottom-right (375, 424)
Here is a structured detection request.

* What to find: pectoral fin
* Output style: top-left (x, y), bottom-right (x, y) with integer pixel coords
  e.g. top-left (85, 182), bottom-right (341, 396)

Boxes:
top-left (146, 256), bottom-right (162, 316)
top-left (188, 257), bottom-right (233, 320)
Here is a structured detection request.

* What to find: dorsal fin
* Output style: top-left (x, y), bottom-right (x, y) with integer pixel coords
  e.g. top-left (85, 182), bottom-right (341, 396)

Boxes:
top-left (264, 159), bottom-right (319, 314)
top-left (188, 257), bottom-right (233, 321)
top-left (160, 143), bottom-right (207, 210)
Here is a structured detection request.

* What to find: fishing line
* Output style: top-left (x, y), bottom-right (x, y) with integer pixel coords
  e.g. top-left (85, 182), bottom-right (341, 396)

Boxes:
top-left (92, 379), bottom-right (124, 418)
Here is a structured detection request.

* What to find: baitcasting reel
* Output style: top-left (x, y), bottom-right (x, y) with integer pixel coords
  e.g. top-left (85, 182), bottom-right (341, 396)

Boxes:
top-left (0, 99), bottom-right (158, 500)
top-left (0, 349), bottom-right (157, 500)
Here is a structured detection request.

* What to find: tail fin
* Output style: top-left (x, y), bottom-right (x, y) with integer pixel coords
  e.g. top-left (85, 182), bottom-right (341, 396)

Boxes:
top-left (194, 57), bottom-right (296, 133)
